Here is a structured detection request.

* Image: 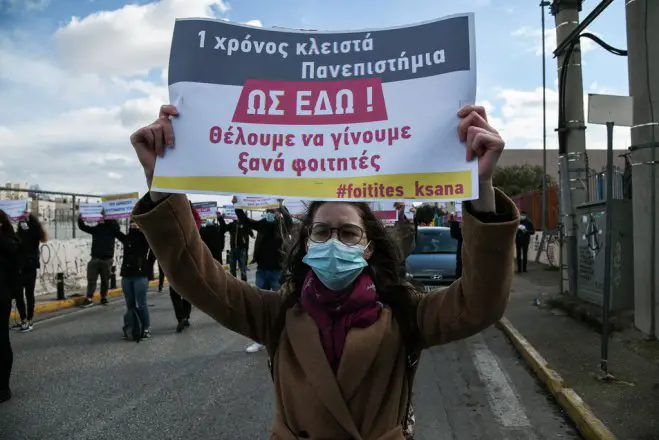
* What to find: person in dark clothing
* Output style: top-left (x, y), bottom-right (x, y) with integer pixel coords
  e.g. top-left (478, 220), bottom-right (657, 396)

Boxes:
top-left (199, 218), bottom-right (226, 263)
top-left (516, 211), bottom-right (536, 273)
top-left (77, 213), bottom-right (120, 307)
top-left (218, 214), bottom-right (253, 282)
top-left (114, 218), bottom-right (152, 338)
top-left (0, 209), bottom-right (20, 403)
top-left (392, 202), bottom-right (416, 280)
top-left (448, 213), bottom-right (463, 277)
top-left (14, 212), bottom-right (47, 332)
top-left (234, 200), bottom-right (292, 353)
top-left (170, 203), bottom-right (200, 332)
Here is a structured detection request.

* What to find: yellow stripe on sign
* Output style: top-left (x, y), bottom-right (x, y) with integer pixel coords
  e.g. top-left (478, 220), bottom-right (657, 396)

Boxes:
top-left (102, 192), bottom-right (139, 201)
top-left (153, 171), bottom-right (472, 200)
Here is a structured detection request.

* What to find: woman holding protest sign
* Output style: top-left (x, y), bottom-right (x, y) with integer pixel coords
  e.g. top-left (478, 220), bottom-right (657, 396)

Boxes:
top-left (128, 103), bottom-right (518, 439)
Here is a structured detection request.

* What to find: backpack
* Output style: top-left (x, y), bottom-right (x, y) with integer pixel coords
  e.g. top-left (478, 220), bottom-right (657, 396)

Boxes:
top-left (266, 312), bottom-right (420, 439)
top-left (123, 308), bottom-right (144, 343)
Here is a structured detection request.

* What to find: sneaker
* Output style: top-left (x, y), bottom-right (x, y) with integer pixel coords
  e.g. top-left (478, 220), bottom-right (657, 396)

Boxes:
top-left (143, 329), bottom-right (151, 339)
top-left (0, 388), bottom-right (11, 403)
top-left (81, 298), bottom-right (94, 308)
top-left (19, 322), bottom-right (32, 333)
top-left (176, 320), bottom-right (185, 333)
top-left (245, 342), bottom-right (265, 353)
top-left (11, 323), bottom-right (23, 331)
top-left (183, 319), bottom-right (190, 328)
top-left (100, 297), bottom-right (109, 306)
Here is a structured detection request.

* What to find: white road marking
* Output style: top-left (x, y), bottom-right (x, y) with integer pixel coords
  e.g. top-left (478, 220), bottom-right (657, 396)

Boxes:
top-left (469, 333), bottom-right (532, 428)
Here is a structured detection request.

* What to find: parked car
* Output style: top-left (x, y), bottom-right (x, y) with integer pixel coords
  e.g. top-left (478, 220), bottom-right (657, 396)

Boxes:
top-left (405, 226), bottom-right (458, 292)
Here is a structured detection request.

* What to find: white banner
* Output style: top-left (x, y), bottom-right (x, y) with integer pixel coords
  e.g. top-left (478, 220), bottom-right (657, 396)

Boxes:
top-left (102, 192), bottom-right (139, 220)
top-left (79, 203), bottom-right (103, 222)
top-left (233, 196), bottom-right (280, 210)
top-left (192, 201), bottom-right (218, 220)
top-left (0, 199), bottom-right (27, 221)
top-left (153, 14), bottom-right (478, 202)
top-left (221, 204), bottom-right (237, 220)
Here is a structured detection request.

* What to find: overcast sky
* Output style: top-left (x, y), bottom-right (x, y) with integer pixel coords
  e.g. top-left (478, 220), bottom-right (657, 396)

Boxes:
top-left (0, 0), bottom-right (632, 203)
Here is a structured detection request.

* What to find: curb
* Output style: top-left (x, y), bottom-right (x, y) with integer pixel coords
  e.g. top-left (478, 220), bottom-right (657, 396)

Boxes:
top-left (11, 264), bottom-right (230, 322)
top-left (497, 318), bottom-right (618, 440)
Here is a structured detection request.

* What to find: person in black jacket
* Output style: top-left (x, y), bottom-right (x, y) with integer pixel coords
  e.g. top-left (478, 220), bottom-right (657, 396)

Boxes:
top-left (516, 210), bottom-right (536, 273)
top-left (234, 199), bottom-right (292, 353)
top-left (218, 214), bottom-right (253, 282)
top-left (448, 213), bottom-right (463, 277)
top-left (77, 212), bottom-right (120, 307)
top-left (114, 218), bottom-right (152, 338)
top-left (199, 218), bottom-right (226, 263)
top-left (0, 209), bottom-right (20, 403)
top-left (14, 212), bottom-right (47, 332)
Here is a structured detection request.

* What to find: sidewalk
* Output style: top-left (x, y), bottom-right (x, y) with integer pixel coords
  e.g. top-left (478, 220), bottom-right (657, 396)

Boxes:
top-left (504, 263), bottom-right (659, 440)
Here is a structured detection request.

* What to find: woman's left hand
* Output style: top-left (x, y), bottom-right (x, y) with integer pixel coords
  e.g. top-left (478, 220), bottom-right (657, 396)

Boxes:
top-left (458, 105), bottom-right (505, 182)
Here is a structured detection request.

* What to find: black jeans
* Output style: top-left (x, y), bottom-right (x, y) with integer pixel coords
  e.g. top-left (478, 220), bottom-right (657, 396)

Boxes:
top-left (516, 241), bottom-right (530, 272)
top-left (169, 287), bottom-right (191, 323)
top-left (0, 299), bottom-right (12, 392)
top-left (86, 258), bottom-right (112, 298)
top-left (15, 267), bottom-right (37, 322)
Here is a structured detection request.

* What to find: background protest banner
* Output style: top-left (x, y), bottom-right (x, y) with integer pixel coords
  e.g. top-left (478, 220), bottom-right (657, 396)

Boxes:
top-left (153, 14), bottom-right (478, 202)
top-left (220, 204), bottom-right (237, 220)
top-left (79, 203), bottom-right (103, 222)
top-left (0, 199), bottom-right (27, 221)
top-left (102, 193), bottom-right (139, 220)
top-left (373, 210), bottom-right (397, 226)
top-left (192, 201), bottom-right (218, 220)
top-left (233, 196), bottom-right (280, 210)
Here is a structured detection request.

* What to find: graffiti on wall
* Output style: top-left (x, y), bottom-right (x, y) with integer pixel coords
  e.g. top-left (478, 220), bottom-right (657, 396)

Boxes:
top-left (36, 238), bottom-right (126, 297)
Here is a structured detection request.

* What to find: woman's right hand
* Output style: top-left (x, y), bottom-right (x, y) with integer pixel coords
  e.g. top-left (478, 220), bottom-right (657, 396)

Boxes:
top-left (129, 105), bottom-right (179, 200)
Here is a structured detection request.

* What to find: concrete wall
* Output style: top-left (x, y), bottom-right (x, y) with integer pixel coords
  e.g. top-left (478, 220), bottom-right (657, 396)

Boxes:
top-left (35, 234), bottom-right (257, 297)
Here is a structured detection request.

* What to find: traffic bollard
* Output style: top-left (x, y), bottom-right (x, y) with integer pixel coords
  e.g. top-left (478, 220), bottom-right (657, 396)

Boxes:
top-left (56, 272), bottom-right (65, 300)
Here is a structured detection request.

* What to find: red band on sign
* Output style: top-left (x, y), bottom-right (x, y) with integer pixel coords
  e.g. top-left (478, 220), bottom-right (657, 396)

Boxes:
top-left (232, 78), bottom-right (388, 125)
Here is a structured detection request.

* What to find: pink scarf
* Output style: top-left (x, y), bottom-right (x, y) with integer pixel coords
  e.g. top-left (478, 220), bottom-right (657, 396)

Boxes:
top-left (300, 270), bottom-right (381, 372)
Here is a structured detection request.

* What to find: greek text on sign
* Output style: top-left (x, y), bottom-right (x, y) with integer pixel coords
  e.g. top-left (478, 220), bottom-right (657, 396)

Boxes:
top-left (102, 193), bottom-right (139, 220)
top-left (152, 14), bottom-right (478, 202)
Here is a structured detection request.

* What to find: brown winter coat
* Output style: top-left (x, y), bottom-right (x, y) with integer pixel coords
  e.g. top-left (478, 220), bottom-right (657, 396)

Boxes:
top-left (133, 191), bottom-right (519, 440)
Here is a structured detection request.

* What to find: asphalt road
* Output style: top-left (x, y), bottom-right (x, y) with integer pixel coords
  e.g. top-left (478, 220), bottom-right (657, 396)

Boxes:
top-left (3, 283), bottom-right (581, 440)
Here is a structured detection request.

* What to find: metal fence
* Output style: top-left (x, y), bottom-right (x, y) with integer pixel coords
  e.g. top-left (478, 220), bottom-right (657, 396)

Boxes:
top-left (0, 187), bottom-right (103, 240)
top-left (510, 165), bottom-right (628, 231)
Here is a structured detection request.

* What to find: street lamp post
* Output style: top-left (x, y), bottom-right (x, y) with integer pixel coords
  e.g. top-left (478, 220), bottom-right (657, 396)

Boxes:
top-left (541, 1), bottom-right (550, 231)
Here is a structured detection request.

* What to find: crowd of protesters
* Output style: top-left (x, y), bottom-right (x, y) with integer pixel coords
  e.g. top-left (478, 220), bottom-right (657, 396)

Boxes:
top-left (0, 197), bottom-right (467, 404)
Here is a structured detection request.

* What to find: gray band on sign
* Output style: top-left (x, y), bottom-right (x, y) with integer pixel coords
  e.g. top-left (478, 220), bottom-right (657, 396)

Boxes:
top-left (168, 16), bottom-right (472, 87)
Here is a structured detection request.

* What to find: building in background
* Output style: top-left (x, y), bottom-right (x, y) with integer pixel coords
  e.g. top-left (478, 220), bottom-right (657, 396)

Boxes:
top-left (0, 181), bottom-right (29, 200)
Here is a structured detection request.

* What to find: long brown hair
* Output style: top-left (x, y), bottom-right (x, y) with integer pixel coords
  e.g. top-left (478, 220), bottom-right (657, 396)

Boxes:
top-left (270, 201), bottom-right (420, 356)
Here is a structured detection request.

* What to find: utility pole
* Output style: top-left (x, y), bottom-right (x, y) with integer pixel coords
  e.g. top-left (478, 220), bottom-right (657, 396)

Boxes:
top-left (625, 0), bottom-right (659, 339)
top-left (551, 0), bottom-right (587, 297)
top-left (541, 1), bottom-right (550, 231)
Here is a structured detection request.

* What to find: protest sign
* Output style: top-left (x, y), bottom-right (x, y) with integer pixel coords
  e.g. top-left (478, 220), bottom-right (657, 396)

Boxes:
top-left (233, 196), bottom-right (280, 210)
top-left (0, 200), bottom-right (27, 221)
top-left (192, 201), bottom-right (218, 220)
top-left (373, 210), bottom-right (397, 226)
top-left (79, 203), bottom-right (103, 222)
top-left (153, 14), bottom-right (478, 202)
top-left (221, 204), bottom-right (237, 220)
top-left (102, 193), bottom-right (139, 220)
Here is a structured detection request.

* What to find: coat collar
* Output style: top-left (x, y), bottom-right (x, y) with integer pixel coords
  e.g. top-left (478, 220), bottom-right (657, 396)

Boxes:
top-left (284, 305), bottom-right (390, 439)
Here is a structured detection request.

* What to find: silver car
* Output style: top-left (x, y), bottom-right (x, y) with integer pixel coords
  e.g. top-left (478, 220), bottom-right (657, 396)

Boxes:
top-left (405, 226), bottom-right (458, 292)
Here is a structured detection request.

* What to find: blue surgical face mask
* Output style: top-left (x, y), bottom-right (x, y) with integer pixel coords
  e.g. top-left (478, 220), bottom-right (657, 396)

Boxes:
top-left (302, 238), bottom-right (369, 291)
top-left (264, 212), bottom-right (275, 222)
